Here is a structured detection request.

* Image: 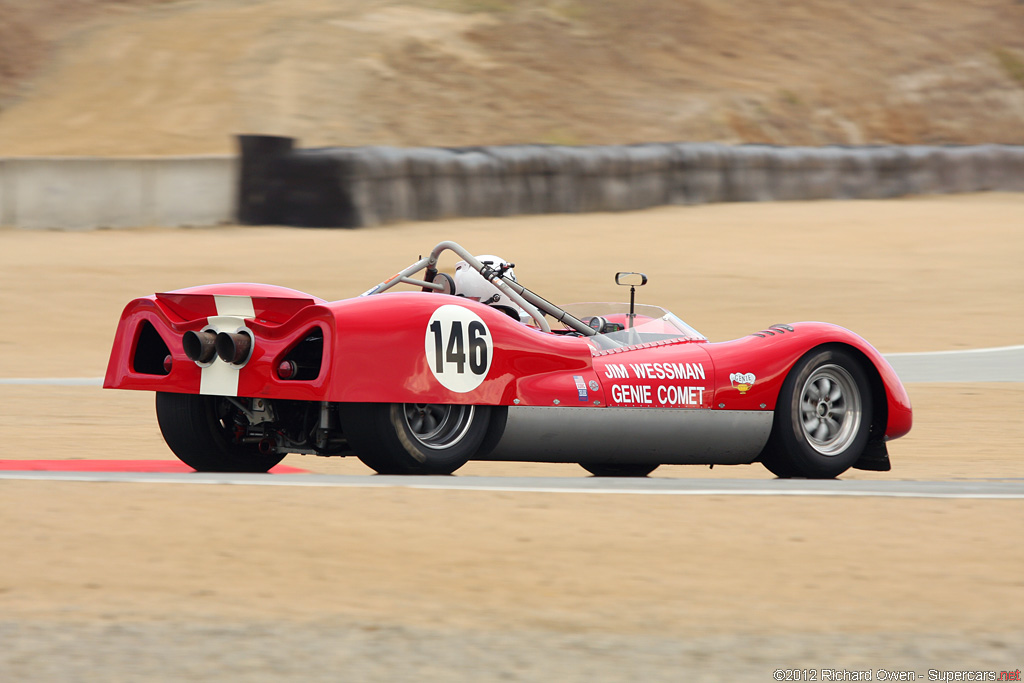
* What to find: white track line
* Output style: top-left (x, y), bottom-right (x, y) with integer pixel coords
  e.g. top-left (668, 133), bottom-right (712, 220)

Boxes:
top-left (2, 471), bottom-right (1023, 499)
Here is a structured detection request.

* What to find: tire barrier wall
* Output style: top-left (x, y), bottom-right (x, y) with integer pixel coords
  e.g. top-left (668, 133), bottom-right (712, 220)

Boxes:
top-left (237, 135), bottom-right (1024, 228)
top-left (2, 140), bottom-right (1022, 230)
top-left (0, 156), bottom-right (236, 230)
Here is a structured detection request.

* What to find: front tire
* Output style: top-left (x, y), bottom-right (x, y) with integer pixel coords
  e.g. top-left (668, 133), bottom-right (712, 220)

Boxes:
top-left (155, 392), bottom-right (286, 472)
top-left (760, 348), bottom-right (873, 479)
top-left (340, 403), bottom-right (490, 475)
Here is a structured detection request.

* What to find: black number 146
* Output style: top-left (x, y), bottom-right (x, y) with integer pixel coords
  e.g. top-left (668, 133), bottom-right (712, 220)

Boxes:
top-left (430, 320), bottom-right (489, 375)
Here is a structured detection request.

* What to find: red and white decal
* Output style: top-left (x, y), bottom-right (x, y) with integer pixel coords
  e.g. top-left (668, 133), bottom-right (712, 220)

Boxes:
top-left (199, 296), bottom-right (255, 397)
top-left (425, 304), bottom-right (492, 393)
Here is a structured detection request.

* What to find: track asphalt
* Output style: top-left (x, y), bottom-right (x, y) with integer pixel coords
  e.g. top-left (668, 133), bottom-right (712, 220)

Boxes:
top-left (2, 345), bottom-right (1020, 495)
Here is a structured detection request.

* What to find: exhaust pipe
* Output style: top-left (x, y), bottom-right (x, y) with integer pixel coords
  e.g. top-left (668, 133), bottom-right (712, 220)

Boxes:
top-left (216, 331), bottom-right (252, 365)
top-left (182, 330), bottom-right (217, 363)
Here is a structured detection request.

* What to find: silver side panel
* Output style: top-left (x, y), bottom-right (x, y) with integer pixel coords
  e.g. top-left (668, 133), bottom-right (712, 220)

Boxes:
top-left (483, 407), bottom-right (774, 465)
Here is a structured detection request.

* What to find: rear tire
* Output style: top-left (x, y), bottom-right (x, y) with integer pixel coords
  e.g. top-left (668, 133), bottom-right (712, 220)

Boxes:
top-left (340, 403), bottom-right (490, 475)
top-left (579, 463), bottom-right (660, 477)
top-left (760, 348), bottom-right (873, 479)
top-left (155, 392), bottom-right (286, 473)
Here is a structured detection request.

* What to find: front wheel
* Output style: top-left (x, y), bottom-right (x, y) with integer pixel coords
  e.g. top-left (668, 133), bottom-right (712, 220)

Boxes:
top-left (760, 348), bottom-right (873, 479)
top-left (155, 392), bottom-right (286, 472)
top-left (340, 403), bottom-right (491, 475)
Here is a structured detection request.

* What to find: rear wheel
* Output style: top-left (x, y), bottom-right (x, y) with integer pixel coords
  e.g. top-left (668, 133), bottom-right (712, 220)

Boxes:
top-left (155, 392), bottom-right (286, 472)
top-left (760, 348), bottom-right (873, 478)
top-left (579, 463), bottom-right (660, 477)
top-left (340, 403), bottom-right (490, 475)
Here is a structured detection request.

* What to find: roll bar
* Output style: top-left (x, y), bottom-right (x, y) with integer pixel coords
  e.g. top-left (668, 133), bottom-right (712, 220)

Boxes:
top-left (360, 240), bottom-right (596, 336)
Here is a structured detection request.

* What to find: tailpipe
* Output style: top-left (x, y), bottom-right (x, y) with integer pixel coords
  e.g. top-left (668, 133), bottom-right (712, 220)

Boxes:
top-left (182, 330), bottom-right (217, 363)
top-left (216, 331), bottom-right (252, 365)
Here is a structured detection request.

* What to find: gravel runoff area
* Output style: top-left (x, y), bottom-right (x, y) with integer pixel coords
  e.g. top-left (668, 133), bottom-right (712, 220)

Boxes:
top-left (2, 620), bottom-right (1022, 682)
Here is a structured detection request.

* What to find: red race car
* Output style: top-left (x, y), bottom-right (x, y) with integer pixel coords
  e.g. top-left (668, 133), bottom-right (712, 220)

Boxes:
top-left (105, 240), bottom-right (911, 478)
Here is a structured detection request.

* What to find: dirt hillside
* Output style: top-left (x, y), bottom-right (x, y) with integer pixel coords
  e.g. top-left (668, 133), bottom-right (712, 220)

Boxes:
top-left (1, 0), bottom-right (1023, 155)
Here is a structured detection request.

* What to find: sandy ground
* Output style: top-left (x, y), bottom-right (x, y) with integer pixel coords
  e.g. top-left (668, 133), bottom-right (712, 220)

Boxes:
top-left (1, 195), bottom-right (1023, 679)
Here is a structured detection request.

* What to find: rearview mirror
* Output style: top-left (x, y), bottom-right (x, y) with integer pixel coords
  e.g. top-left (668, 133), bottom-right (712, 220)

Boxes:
top-left (615, 272), bottom-right (647, 287)
top-left (615, 272), bottom-right (648, 327)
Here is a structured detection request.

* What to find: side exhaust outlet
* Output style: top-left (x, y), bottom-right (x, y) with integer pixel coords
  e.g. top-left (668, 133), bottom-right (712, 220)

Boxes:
top-left (216, 331), bottom-right (252, 365)
top-left (182, 330), bottom-right (217, 363)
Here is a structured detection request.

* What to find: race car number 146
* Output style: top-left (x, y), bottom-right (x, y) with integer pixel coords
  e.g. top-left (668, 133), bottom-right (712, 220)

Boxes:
top-left (425, 305), bottom-right (493, 393)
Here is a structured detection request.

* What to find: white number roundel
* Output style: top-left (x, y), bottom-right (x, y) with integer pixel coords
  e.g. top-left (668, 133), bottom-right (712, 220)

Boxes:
top-left (425, 305), bottom-right (493, 393)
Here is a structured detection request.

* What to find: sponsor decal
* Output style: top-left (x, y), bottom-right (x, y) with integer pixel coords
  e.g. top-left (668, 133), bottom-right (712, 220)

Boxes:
top-left (603, 362), bottom-right (706, 381)
top-left (730, 372), bottom-right (756, 394)
top-left (573, 375), bottom-right (588, 401)
top-left (425, 304), bottom-right (493, 393)
top-left (588, 380), bottom-right (600, 392)
top-left (599, 360), bottom-right (709, 407)
top-left (609, 384), bottom-right (706, 407)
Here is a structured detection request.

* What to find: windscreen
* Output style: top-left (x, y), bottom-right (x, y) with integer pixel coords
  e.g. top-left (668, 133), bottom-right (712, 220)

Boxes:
top-left (559, 303), bottom-right (705, 348)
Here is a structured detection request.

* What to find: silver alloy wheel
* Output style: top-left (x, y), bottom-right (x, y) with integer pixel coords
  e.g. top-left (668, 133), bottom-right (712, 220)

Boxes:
top-left (798, 364), bottom-right (862, 456)
top-left (402, 404), bottom-right (476, 450)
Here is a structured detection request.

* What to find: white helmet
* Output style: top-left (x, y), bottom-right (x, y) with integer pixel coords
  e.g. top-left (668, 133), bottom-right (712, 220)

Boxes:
top-left (454, 255), bottom-right (529, 322)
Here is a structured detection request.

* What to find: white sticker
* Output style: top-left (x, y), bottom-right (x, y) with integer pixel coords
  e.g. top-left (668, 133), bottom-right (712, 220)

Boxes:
top-left (425, 304), bottom-right (492, 393)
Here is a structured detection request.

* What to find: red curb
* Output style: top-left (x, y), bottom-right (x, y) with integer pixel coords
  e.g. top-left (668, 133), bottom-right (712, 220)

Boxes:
top-left (0, 460), bottom-right (307, 473)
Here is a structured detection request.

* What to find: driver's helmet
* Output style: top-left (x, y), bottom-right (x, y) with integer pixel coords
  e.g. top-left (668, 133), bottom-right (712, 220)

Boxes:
top-left (454, 255), bottom-right (529, 322)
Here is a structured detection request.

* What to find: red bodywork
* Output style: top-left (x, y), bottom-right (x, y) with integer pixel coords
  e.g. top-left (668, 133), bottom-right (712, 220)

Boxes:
top-left (105, 284), bottom-right (911, 443)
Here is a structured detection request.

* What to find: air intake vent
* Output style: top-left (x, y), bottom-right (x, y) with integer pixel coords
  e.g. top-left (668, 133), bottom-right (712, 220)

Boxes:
top-left (751, 324), bottom-right (795, 338)
top-left (133, 321), bottom-right (171, 375)
top-left (278, 327), bottom-right (324, 381)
